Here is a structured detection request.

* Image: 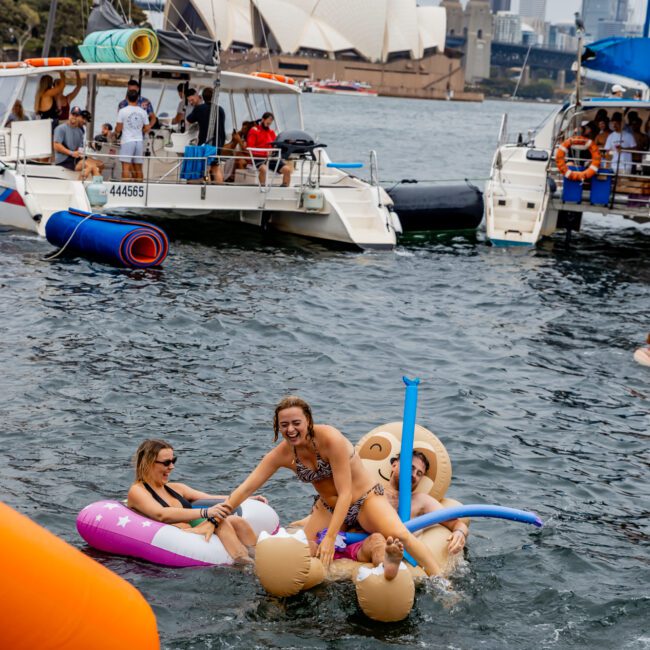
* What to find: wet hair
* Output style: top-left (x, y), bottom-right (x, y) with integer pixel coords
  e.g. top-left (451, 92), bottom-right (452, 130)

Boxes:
top-left (273, 396), bottom-right (314, 442)
top-left (389, 450), bottom-right (430, 474)
top-left (126, 89), bottom-right (139, 103)
top-left (202, 87), bottom-right (213, 103)
top-left (133, 439), bottom-right (173, 482)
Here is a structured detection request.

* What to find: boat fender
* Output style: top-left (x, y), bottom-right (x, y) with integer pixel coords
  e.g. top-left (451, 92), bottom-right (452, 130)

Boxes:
top-left (354, 562), bottom-right (415, 622)
top-left (85, 175), bottom-right (108, 207)
top-left (255, 528), bottom-right (320, 596)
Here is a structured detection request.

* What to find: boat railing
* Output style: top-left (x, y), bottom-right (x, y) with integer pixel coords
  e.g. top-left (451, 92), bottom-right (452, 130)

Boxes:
top-left (548, 146), bottom-right (650, 216)
top-left (369, 150), bottom-right (382, 207)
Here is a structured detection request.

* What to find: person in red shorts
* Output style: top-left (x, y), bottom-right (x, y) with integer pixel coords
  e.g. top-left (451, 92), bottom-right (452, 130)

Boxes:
top-left (246, 112), bottom-right (293, 187)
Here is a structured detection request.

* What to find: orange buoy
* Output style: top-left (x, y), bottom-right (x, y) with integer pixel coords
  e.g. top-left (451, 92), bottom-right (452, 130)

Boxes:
top-left (555, 135), bottom-right (602, 182)
top-left (250, 71), bottom-right (296, 85)
top-left (0, 500), bottom-right (159, 650)
top-left (23, 57), bottom-right (73, 67)
top-left (0, 61), bottom-right (27, 69)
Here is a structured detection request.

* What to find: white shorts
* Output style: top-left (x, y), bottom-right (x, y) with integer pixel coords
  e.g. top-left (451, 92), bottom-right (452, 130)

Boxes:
top-left (119, 140), bottom-right (144, 164)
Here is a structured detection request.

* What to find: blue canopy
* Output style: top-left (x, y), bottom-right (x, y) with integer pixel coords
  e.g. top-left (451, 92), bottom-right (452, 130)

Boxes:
top-left (582, 37), bottom-right (650, 86)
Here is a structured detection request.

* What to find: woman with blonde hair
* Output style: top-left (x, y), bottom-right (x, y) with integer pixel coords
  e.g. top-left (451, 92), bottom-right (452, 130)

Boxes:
top-left (35, 73), bottom-right (65, 124)
top-left (127, 439), bottom-right (265, 564)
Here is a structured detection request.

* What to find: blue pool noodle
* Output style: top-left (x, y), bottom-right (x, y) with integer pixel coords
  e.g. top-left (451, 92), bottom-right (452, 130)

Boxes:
top-left (398, 376), bottom-right (420, 523)
top-left (343, 505), bottom-right (544, 544)
top-left (45, 209), bottom-right (169, 268)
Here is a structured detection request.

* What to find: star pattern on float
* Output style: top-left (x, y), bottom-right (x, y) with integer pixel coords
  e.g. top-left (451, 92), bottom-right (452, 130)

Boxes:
top-left (103, 503), bottom-right (119, 510)
top-left (141, 521), bottom-right (152, 527)
top-left (117, 516), bottom-right (131, 528)
top-left (95, 514), bottom-right (103, 521)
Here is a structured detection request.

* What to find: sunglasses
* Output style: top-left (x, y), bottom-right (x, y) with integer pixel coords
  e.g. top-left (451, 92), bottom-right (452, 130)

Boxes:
top-left (154, 456), bottom-right (178, 467)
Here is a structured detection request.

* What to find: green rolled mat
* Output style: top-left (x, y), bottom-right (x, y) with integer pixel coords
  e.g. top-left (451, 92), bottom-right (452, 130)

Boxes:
top-left (79, 28), bottom-right (159, 64)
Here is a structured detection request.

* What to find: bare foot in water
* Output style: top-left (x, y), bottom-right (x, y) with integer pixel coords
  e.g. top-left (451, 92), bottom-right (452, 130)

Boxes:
top-left (383, 536), bottom-right (404, 581)
top-left (233, 554), bottom-right (254, 566)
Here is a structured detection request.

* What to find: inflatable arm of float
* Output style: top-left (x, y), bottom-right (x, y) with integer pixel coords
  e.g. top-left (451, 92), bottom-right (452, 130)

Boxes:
top-left (398, 376), bottom-right (419, 523)
top-left (343, 504), bottom-right (543, 544)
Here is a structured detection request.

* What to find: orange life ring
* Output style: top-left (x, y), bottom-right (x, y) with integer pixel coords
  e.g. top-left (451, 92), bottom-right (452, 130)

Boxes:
top-left (251, 71), bottom-right (295, 85)
top-left (555, 135), bottom-right (602, 181)
top-left (0, 61), bottom-right (27, 69)
top-left (23, 57), bottom-right (73, 67)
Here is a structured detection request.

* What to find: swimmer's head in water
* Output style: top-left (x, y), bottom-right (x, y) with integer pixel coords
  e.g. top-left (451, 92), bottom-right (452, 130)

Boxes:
top-left (273, 396), bottom-right (314, 442)
top-left (134, 438), bottom-right (174, 482)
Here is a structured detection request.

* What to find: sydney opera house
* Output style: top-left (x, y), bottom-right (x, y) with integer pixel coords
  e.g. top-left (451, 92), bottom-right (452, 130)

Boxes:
top-left (164, 0), bottom-right (482, 100)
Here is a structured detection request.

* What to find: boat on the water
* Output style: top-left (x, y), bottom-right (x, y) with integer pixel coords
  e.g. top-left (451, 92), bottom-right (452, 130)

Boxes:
top-left (306, 79), bottom-right (378, 96)
top-left (485, 35), bottom-right (650, 246)
top-left (0, 59), bottom-right (397, 250)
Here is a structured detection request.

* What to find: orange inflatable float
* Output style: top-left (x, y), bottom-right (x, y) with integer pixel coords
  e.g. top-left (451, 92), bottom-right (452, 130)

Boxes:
top-left (0, 500), bottom-right (159, 650)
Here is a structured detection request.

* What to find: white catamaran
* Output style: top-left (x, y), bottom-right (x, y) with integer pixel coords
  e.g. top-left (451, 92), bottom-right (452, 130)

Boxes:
top-left (0, 59), bottom-right (401, 250)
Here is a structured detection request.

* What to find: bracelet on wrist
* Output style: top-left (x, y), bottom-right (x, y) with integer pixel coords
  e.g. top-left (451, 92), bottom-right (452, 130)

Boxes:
top-left (455, 528), bottom-right (467, 538)
top-left (207, 516), bottom-right (219, 528)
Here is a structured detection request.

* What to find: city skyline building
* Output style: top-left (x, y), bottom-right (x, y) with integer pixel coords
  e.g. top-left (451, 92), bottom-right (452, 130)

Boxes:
top-left (519, 0), bottom-right (546, 20)
top-left (493, 10), bottom-right (521, 43)
top-left (581, 0), bottom-right (630, 38)
top-left (489, 0), bottom-right (511, 11)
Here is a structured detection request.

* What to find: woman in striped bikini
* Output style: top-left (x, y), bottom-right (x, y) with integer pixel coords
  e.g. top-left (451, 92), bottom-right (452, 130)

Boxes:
top-left (210, 396), bottom-right (442, 575)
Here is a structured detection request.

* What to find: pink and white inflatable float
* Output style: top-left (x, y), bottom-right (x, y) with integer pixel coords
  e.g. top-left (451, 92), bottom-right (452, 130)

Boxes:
top-left (77, 500), bottom-right (279, 567)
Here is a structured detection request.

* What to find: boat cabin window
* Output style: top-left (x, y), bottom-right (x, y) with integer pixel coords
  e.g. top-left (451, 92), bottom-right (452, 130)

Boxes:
top-left (0, 76), bottom-right (26, 126)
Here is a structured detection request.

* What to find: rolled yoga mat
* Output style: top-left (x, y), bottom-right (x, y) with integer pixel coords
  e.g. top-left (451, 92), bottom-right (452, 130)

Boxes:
top-left (79, 28), bottom-right (159, 64)
top-left (45, 208), bottom-right (169, 268)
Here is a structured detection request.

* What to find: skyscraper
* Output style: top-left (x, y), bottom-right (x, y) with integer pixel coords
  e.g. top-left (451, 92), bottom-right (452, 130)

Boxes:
top-left (490, 0), bottom-right (511, 11)
top-left (519, 0), bottom-right (546, 19)
top-left (581, 0), bottom-right (629, 38)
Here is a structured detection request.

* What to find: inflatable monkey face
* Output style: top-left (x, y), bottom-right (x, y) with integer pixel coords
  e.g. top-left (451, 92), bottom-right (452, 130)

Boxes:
top-left (356, 422), bottom-right (452, 501)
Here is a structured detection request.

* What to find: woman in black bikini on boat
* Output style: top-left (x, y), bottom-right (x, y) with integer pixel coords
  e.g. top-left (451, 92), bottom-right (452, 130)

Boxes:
top-left (127, 439), bottom-right (266, 563)
top-left (208, 396), bottom-right (442, 575)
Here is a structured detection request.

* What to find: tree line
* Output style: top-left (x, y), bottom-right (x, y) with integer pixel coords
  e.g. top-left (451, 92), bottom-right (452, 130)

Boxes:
top-left (0, 0), bottom-right (147, 59)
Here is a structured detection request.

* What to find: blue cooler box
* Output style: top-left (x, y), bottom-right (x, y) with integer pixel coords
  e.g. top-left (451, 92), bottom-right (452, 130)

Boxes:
top-left (562, 166), bottom-right (584, 203)
top-left (590, 169), bottom-right (613, 206)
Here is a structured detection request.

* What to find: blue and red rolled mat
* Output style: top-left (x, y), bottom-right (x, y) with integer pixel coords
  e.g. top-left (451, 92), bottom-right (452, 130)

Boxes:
top-left (45, 208), bottom-right (169, 268)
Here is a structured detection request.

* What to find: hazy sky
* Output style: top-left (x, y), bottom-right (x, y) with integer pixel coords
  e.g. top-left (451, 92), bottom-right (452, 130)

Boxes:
top-left (421, 0), bottom-right (647, 24)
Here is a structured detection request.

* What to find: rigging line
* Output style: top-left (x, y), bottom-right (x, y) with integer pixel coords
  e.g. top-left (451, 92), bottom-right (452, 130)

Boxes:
top-left (253, 0), bottom-right (274, 74)
top-left (511, 41), bottom-right (534, 101)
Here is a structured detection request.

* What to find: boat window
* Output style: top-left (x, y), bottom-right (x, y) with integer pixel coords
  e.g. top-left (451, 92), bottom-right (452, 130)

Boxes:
top-left (231, 92), bottom-right (251, 127)
top-left (269, 93), bottom-right (301, 132)
top-left (247, 92), bottom-right (273, 122)
top-left (0, 76), bottom-right (24, 126)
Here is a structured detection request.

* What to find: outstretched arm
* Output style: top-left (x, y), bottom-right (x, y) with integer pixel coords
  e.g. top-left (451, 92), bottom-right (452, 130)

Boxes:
top-left (65, 71), bottom-right (82, 102)
top-left (208, 447), bottom-right (284, 519)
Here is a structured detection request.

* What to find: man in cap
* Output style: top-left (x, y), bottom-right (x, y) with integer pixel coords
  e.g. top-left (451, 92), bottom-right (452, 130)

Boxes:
top-left (118, 79), bottom-right (157, 131)
top-left (53, 106), bottom-right (104, 179)
top-left (611, 84), bottom-right (626, 98)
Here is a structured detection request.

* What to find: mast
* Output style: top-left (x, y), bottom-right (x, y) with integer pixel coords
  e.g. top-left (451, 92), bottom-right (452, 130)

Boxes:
top-left (41, 0), bottom-right (58, 57)
top-left (644, 0), bottom-right (650, 38)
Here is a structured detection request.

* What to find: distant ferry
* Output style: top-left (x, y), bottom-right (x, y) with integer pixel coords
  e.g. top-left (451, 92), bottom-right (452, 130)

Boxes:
top-left (306, 80), bottom-right (378, 96)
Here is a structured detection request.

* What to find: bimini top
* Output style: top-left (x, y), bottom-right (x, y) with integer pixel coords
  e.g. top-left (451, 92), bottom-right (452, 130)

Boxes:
top-left (582, 37), bottom-right (650, 87)
top-left (0, 61), bottom-right (301, 94)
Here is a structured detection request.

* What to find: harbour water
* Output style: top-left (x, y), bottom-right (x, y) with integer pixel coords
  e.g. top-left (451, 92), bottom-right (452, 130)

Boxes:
top-left (1, 96), bottom-right (649, 649)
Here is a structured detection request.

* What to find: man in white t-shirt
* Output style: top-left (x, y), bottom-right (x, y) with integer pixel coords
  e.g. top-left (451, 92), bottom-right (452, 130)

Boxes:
top-left (605, 112), bottom-right (636, 173)
top-left (115, 88), bottom-right (150, 181)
